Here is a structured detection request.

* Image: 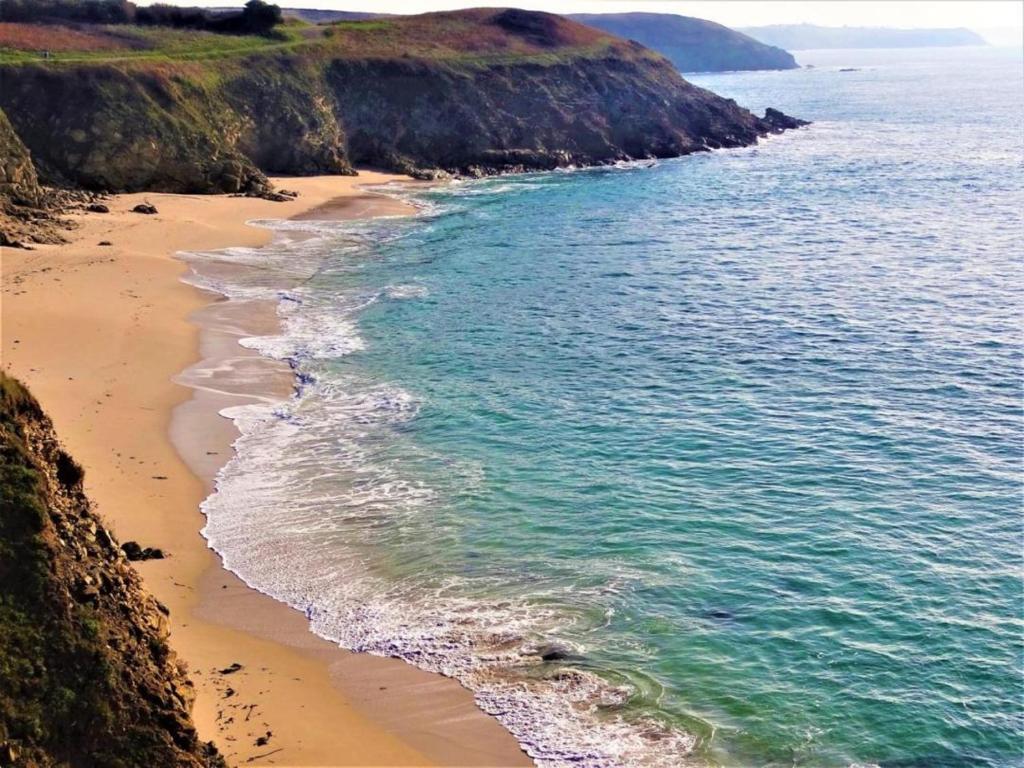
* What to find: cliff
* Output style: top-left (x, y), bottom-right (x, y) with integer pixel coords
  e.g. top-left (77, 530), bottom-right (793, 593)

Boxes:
top-left (0, 374), bottom-right (223, 767)
top-left (740, 24), bottom-right (987, 50)
top-left (0, 108), bottom-right (41, 207)
top-left (0, 9), bottom-right (805, 199)
top-left (569, 13), bottom-right (799, 72)
top-left (0, 106), bottom-right (89, 247)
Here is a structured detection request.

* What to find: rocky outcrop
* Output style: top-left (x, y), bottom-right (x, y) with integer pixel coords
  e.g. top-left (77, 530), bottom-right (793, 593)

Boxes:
top-left (224, 56), bottom-right (353, 177)
top-left (0, 65), bottom-right (268, 194)
top-left (0, 9), bottom-right (806, 196)
top-left (0, 107), bottom-right (82, 247)
top-left (0, 108), bottom-right (41, 206)
top-left (762, 107), bottom-right (810, 131)
top-left (327, 55), bottom-right (785, 176)
top-left (0, 374), bottom-right (223, 768)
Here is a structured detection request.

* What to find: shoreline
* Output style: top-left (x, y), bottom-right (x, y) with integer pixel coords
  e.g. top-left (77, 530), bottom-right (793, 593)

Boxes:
top-left (0, 173), bottom-right (529, 766)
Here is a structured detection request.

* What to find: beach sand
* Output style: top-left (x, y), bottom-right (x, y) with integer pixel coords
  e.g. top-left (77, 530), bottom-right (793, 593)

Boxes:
top-left (0, 173), bottom-right (530, 767)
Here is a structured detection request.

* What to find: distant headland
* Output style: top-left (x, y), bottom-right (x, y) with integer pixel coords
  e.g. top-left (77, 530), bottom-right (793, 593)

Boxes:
top-left (740, 24), bottom-right (987, 50)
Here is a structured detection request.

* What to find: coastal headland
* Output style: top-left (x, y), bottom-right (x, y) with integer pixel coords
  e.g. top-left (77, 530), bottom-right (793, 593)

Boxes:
top-left (0, 5), bottom-right (806, 763)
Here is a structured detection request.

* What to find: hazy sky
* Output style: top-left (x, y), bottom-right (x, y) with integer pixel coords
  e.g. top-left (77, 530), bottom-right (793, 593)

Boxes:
top-left (339, 2), bottom-right (1019, 29)
top-left (173, 1), bottom-right (1024, 41)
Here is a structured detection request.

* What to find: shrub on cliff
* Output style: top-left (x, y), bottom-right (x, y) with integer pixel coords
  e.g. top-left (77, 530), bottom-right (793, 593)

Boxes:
top-left (0, 373), bottom-right (223, 767)
top-left (0, 0), bottom-right (283, 36)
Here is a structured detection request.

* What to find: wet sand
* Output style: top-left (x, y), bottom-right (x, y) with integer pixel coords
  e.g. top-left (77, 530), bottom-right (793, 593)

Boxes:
top-left (0, 173), bottom-right (530, 766)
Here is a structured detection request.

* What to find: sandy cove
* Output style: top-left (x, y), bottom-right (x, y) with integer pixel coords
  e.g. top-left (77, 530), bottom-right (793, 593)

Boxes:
top-left (0, 172), bottom-right (530, 767)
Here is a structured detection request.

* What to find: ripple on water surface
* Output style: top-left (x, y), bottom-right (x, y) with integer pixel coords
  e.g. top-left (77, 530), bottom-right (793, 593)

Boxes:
top-left (189, 47), bottom-right (1023, 768)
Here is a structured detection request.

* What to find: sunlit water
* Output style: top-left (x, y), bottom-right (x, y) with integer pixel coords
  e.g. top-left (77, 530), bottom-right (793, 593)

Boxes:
top-left (186, 48), bottom-right (1023, 767)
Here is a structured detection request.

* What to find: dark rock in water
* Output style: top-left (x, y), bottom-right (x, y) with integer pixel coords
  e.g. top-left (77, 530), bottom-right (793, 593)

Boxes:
top-left (839, 68), bottom-right (861, 72)
top-left (410, 168), bottom-right (452, 181)
top-left (121, 541), bottom-right (165, 561)
top-left (704, 608), bottom-right (735, 621)
top-left (131, 202), bottom-right (158, 215)
top-left (537, 643), bottom-right (584, 662)
top-left (762, 107), bottom-right (810, 131)
top-left (86, 202), bottom-right (109, 213)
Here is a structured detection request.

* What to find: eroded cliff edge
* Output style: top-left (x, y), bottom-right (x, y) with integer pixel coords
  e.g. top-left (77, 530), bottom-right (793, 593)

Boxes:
top-left (0, 374), bottom-right (223, 768)
top-left (0, 9), bottom-right (806, 203)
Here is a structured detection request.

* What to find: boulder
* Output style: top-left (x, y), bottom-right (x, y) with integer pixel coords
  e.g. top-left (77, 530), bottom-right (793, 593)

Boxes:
top-left (762, 107), bottom-right (810, 132)
top-left (121, 540), bottom-right (165, 560)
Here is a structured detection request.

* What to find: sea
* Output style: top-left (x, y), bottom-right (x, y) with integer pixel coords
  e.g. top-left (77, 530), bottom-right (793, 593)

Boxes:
top-left (183, 47), bottom-right (1024, 768)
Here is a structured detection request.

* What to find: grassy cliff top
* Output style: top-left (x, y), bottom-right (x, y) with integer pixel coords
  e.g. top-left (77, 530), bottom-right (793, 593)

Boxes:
top-left (0, 8), bottom-right (656, 66)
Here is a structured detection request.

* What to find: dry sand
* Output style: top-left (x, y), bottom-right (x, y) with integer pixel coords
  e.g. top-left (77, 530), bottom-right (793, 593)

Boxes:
top-left (0, 172), bottom-right (531, 767)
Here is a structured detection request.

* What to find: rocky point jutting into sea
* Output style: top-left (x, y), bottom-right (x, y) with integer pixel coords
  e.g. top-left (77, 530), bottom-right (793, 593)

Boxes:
top-left (0, 7), bottom-right (805, 246)
top-left (0, 3), bottom-right (811, 765)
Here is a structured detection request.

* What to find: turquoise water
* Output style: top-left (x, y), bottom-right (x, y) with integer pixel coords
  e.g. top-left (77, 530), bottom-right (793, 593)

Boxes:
top-left (193, 48), bottom-right (1023, 767)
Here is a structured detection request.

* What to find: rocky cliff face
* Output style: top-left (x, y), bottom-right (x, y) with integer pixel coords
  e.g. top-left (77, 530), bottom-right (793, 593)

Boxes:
top-left (328, 54), bottom-right (774, 176)
top-left (0, 10), bottom-right (805, 196)
top-left (0, 107), bottom-right (82, 247)
top-left (0, 374), bottom-right (223, 768)
top-left (0, 65), bottom-right (269, 194)
top-left (0, 108), bottom-right (41, 206)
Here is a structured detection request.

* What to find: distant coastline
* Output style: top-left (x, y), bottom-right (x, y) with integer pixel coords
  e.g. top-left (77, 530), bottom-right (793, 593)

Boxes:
top-left (740, 23), bottom-right (986, 50)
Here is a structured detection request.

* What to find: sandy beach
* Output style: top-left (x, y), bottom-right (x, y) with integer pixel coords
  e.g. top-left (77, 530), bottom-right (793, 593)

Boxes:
top-left (0, 173), bottom-right (529, 767)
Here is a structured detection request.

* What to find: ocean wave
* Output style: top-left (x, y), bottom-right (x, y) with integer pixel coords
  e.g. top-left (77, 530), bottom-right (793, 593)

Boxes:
top-left (384, 283), bottom-right (430, 300)
top-left (204, 385), bottom-right (698, 766)
top-left (190, 215), bottom-right (700, 767)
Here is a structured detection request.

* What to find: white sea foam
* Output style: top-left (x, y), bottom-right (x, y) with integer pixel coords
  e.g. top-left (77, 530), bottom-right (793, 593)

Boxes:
top-left (190, 203), bottom-right (699, 768)
top-left (384, 283), bottom-right (430, 300)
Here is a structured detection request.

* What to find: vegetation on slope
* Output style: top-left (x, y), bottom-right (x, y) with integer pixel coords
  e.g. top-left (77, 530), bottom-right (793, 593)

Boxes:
top-left (0, 373), bottom-right (223, 767)
top-left (0, 6), bottom-right (643, 66)
top-left (0, 0), bottom-right (283, 37)
top-left (0, 7), bottom-right (806, 197)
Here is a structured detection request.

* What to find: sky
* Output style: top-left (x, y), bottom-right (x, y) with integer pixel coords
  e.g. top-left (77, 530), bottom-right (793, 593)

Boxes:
top-left (171, 1), bottom-right (1024, 44)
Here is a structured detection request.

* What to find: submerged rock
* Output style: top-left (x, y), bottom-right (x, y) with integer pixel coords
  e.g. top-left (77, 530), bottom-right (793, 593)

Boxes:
top-left (535, 642), bottom-right (585, 662)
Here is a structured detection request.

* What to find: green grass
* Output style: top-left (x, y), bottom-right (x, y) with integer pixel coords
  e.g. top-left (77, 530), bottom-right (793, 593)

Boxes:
top-left (0, 23), bottom-right (311, 64)
top-left (323, 20), bottom-right (392, 33)
top-left (0, 10), bottom-right (661, 67)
